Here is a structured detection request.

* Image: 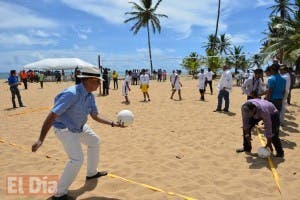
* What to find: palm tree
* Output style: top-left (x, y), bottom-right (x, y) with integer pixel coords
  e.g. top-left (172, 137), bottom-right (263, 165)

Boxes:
top-left (250, 54), bottom-right (264, 69)
top-left (124, 0), bottom-right (168, 74)
top-left (203, 34), bottom-right (220, 53)
top-left (180, 52), bottom-right (201, 79)
top-left (269, 0), bottom-right (294, 20)
top-left (219, 34), bottom-right (231, 56)
top-left (227, 45), bottom-right (248, 73)
top-left (268, 0), bottom-right (294, 63)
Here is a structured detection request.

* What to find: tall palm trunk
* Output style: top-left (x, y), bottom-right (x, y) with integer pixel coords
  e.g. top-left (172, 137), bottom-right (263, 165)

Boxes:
top-left (213, 0), bottom-right (221, 54)
top-left (147, 22), bottom-right (153, 74)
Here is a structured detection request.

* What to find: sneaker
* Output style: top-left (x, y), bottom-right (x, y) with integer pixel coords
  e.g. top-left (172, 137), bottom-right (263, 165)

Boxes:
top-left (86, 171), bottom-right (108, 180)
top-left (52, 194), bottom-right (68, 200)
top-left (223, 109), bottom-right (229, 112)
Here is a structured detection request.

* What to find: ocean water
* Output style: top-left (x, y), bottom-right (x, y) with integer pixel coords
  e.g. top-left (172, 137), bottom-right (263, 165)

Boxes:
top-left (0, 72), bottom-right (9, 80)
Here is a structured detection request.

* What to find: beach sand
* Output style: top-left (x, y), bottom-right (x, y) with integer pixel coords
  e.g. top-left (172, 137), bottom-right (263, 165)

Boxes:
top-left (0, 77), bottom-right (299, 200)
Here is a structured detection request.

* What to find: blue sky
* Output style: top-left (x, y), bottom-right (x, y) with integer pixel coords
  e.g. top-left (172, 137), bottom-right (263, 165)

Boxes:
top-left (0, 0), bottom-right (275, 72)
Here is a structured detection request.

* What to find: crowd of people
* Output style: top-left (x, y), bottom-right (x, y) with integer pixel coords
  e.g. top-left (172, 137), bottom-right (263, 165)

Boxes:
top-left (4, 61), bottom-right (296, 199)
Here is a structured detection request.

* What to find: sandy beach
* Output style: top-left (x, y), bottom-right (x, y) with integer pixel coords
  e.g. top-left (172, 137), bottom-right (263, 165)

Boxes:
top-left (0, 77), bottom-right (299, 200)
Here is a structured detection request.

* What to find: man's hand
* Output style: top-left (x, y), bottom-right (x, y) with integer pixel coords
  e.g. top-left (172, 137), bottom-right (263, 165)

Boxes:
top-left (114, 121), bottom-right (125, 127)
top-left (265, 138), bottom-right (273, 152)
top-left (32, 140), bottom-right (42, 152)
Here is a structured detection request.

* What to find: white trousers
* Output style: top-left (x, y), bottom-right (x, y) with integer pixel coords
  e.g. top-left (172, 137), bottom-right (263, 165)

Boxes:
top-left (280, 92), bottom-right (289, 123)
top-left (54, 124), bottom-right (100, 196)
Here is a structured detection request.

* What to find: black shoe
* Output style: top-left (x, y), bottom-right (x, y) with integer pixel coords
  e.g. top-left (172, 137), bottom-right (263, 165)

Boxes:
top-left (52, 194), bottom-right (68, 200)
top-left (236, 148), bottom-right (245, 153)
top-left (213, 109), bottom-right (222, 112)
top-left (86, 171), bottom-right (108, 180)
top-left (223, 109), bottom-right (229, 112)
top-left (275, 152), bottom-right (284, 158)
top-left (236, 148), bottom-right (251, 153)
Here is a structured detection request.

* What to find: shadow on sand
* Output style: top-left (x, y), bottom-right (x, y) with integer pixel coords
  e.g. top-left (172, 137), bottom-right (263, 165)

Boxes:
top-left (46, 179), bottom-right (121, 200)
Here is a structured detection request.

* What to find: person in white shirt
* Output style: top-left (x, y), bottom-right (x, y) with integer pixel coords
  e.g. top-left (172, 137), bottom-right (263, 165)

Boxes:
top-left (241, 69), bottom-right (264, 100)
top-left (122, 70), bottom-right (132, 104)
top-left (214, 65), bottom-right (233, 112)
top-left (198, 69), bottom-right (206, 101)
top-left (279, 65), bottom-right (291, 124)
top-left (170, 70), bottom-right (182, 100)
top-left (205, 68), bottom-right (214, 95)
top-left (170, 70), bottom-right (176, 90)
top-left (139, 69), bottom-right (150, 102)
top-left (242, 70), bottom-right (249, 84)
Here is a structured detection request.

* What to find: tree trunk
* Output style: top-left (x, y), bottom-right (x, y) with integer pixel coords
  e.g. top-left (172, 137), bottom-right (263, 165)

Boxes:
top-left (279, 48), bottom-right (284, 64)
top-left (213, 0), bottom-right (221, 54)
top-left (147, 22), bottom-right (153, 75)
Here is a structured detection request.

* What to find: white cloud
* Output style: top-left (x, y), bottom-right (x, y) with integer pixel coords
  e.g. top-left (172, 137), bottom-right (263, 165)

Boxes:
top-left (255, 0), bottom-right (273, 7)
top-left (29, 30), bottom-right (60, 38)
top-left (227, 33), bottom-right (256, 45)
top-left (60, 0), bottom-right (233, 38)
top-left (0, 1), bottom-right (58, 29)
top-left (0, 33), bottom-right (56, 46)
top-left (71, 25), bottom-right (92, 40)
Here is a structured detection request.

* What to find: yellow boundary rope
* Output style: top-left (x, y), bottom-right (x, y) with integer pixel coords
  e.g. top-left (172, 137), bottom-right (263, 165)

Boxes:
top-left (0, 138), bottom-right (197, 200)
top-left (256, 127), bottom-right (282, 194)
top-left (108, 173), bottom-right (197, 200)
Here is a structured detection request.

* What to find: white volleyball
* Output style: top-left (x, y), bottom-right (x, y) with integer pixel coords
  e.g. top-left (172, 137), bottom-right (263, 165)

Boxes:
top-left (257, 147), bottom-right (271, 158)
top-left (117, 110), bottom-right (134, 126)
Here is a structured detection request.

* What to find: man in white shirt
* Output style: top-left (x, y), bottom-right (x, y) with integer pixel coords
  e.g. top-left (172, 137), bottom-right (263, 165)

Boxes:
top-left (279, 65), bottom-right (291, 124)
top-left (170, 70), bottom-right (176, 90)
top-left (122, 70), bottom-right (132, 104)
top-left (214, 65), bottom-right (233, 112)
top-left (241, 69), bottom-right (264, 100)
top-left (170, 70), bottom-right (182, 100)
top-left (197, 69), bottom-right (206, 101)
top-left (140, 69), bottom-right (150, 102)
top-left (205, 68), bottom-right (214, 95)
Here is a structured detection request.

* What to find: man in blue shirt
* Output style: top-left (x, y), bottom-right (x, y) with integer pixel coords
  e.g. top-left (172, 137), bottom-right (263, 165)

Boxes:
top-left (8, 70), bottom-right (24, 108)
top-left (266, 63), bottom-right (286, 112)
top-left (32, 67), bottom-right (124, 200)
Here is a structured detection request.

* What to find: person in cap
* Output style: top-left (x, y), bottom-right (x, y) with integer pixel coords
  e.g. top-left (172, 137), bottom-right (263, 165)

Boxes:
top-left (236, 99), bottom-right (284, 158)
top-left (241, 69), bottom-right (264, 100)
top-left (32, 67), bottom-right (124, 200)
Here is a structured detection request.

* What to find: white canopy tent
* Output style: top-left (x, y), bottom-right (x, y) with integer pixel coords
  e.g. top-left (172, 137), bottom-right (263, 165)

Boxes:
top-left (23, 58), bottom-right (97, 70)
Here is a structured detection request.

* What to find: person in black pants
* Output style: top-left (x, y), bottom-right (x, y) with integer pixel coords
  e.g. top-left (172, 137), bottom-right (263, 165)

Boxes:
top-left (236, 99), bottom-right (284, 158)
top-left (102, 68), bottom-right (109, 95)
top-left (8, 70), bottom-right (24, 108)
